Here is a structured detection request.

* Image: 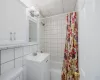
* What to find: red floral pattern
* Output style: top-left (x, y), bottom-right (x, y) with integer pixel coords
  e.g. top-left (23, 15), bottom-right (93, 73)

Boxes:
top-left (61, 12), bottom-right (79, 80)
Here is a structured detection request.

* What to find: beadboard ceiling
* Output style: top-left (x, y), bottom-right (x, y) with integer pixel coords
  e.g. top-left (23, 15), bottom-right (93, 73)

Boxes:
top-left (20, 0), bottom-right (77, 17)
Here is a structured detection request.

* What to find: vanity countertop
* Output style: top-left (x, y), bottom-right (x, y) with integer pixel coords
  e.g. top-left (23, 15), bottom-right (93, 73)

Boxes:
top-left (26, 53), bottom-right (50, 63)
top-left (0, 42), bottom-right (38, 50)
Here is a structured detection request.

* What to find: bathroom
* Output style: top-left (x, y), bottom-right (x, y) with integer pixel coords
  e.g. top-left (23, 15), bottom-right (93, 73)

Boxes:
top-left (0, 0), bottom-right (100, 80)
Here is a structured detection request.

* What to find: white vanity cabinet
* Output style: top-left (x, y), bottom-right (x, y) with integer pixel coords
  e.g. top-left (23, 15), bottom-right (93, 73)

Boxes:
top-left (0, 43), bottom-right (38, 79)
top-left (0, 0), bottom-right (28, 44)
top-left (26, 53), bottom-right (50, 80)
top-left (42, 56), bottom-right (50, 80)
top-left (11, 0), bottom-right (28, 42)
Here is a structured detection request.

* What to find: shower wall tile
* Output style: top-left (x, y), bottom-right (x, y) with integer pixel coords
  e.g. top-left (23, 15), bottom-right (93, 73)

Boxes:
top-left (44, 14), bottom-right (67, 63)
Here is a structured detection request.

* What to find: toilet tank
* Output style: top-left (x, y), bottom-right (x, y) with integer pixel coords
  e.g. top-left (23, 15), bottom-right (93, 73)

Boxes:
top-left (0, 67), bottom-right (23, 80)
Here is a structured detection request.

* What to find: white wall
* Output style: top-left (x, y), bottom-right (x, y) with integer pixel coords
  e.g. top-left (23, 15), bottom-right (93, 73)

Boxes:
top-left (0, 0), bottom-right (29, 45)
top-left (74, 0), bottom-right (78, 11)
top-left (43, 14), bottom-right (67, 63)
top-left (39, 18), bottom-right (45, 52)
top-left (20, 0), bottom-right (33, 7)
top-left (78, 0), bottom-right (100, 80)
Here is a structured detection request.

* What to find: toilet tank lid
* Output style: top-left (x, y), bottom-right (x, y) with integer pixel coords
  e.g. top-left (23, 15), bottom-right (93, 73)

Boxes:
top-left (0, 67), bottom-right (23, 80)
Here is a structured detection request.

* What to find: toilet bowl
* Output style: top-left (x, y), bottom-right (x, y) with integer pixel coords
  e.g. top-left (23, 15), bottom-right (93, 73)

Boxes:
top-left (0, 67), bottom-right (23, 80)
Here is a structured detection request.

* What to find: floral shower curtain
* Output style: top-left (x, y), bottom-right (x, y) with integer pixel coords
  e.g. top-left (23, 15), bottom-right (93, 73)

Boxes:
top-left (61, 12), bottom-right (79, 80)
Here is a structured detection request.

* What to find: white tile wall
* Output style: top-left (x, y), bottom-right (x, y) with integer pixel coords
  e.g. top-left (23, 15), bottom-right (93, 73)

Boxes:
top-left (43, 14), bottom-right (67, 63)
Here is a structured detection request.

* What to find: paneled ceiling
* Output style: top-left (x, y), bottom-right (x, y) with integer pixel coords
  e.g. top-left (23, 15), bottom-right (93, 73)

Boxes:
top-left (21, 0), bottom-right (77, 17)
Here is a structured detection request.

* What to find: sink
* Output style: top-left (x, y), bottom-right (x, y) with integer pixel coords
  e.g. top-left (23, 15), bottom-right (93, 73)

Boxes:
top-left (25, 53), bottom-right (50, 63)
top-left (25, 53), bottom-right (50, 80)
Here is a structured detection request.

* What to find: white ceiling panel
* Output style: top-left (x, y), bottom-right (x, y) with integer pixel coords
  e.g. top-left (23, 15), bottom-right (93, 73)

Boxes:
top-left (21, 0), bottom-right (77, 17)
top-left (39, 0), bottom-right (63, 17)
top-left (31, 0), bottom-right (64, 17)
top-left (63, 0), bottom-right (77, 13)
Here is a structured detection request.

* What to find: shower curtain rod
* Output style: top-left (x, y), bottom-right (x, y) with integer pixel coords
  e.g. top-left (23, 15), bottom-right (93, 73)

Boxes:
top-left (40, 11), bottom-right (77, 19)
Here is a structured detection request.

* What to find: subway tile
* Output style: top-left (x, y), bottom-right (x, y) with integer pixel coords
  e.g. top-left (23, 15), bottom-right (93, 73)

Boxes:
top-left (1, 49), bottom-right (14, 64)
top-left (50, 56), bottom-right (58, 62)
top-left (57, 39), bottom-right (63, 43)
top-left (57, 48), bottom-right (62, 53)
top-left (50, 48), bottom-right (57, 56)
top-left (43, 14), bottom-right (66, 63)
top-left (57, 52), bottom-right (64, 58)
top-left (50, 44), bottom-right (57, 48)
top-left (61, 34), bottom-right (66, 39)
top-left (45, 48), bottom-right (50, 53)
top-left (57, 56), bottom-right (63, 62)
top-left (50, 39), bottom-right (58, 44)
top-left (50, 52), bottom-right (56, 56)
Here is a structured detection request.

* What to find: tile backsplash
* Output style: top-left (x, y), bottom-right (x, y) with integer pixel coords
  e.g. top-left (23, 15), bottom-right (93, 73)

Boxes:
top-left (42, 14), bottom-right (67, 63)
top-left (0, 44), bottom-right (38, 75)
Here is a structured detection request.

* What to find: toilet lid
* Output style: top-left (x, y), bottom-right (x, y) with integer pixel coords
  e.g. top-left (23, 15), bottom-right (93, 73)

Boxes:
top-left (0, 67), bottom-right (23, 80)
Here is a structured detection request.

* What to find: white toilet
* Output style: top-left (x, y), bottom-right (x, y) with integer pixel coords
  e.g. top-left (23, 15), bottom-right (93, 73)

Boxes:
top-left (0, 67), bottom-right (23, 80)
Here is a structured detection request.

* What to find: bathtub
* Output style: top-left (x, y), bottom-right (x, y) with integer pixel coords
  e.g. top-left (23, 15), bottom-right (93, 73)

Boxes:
top-left (50, 61), bottom-right (62, 80)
